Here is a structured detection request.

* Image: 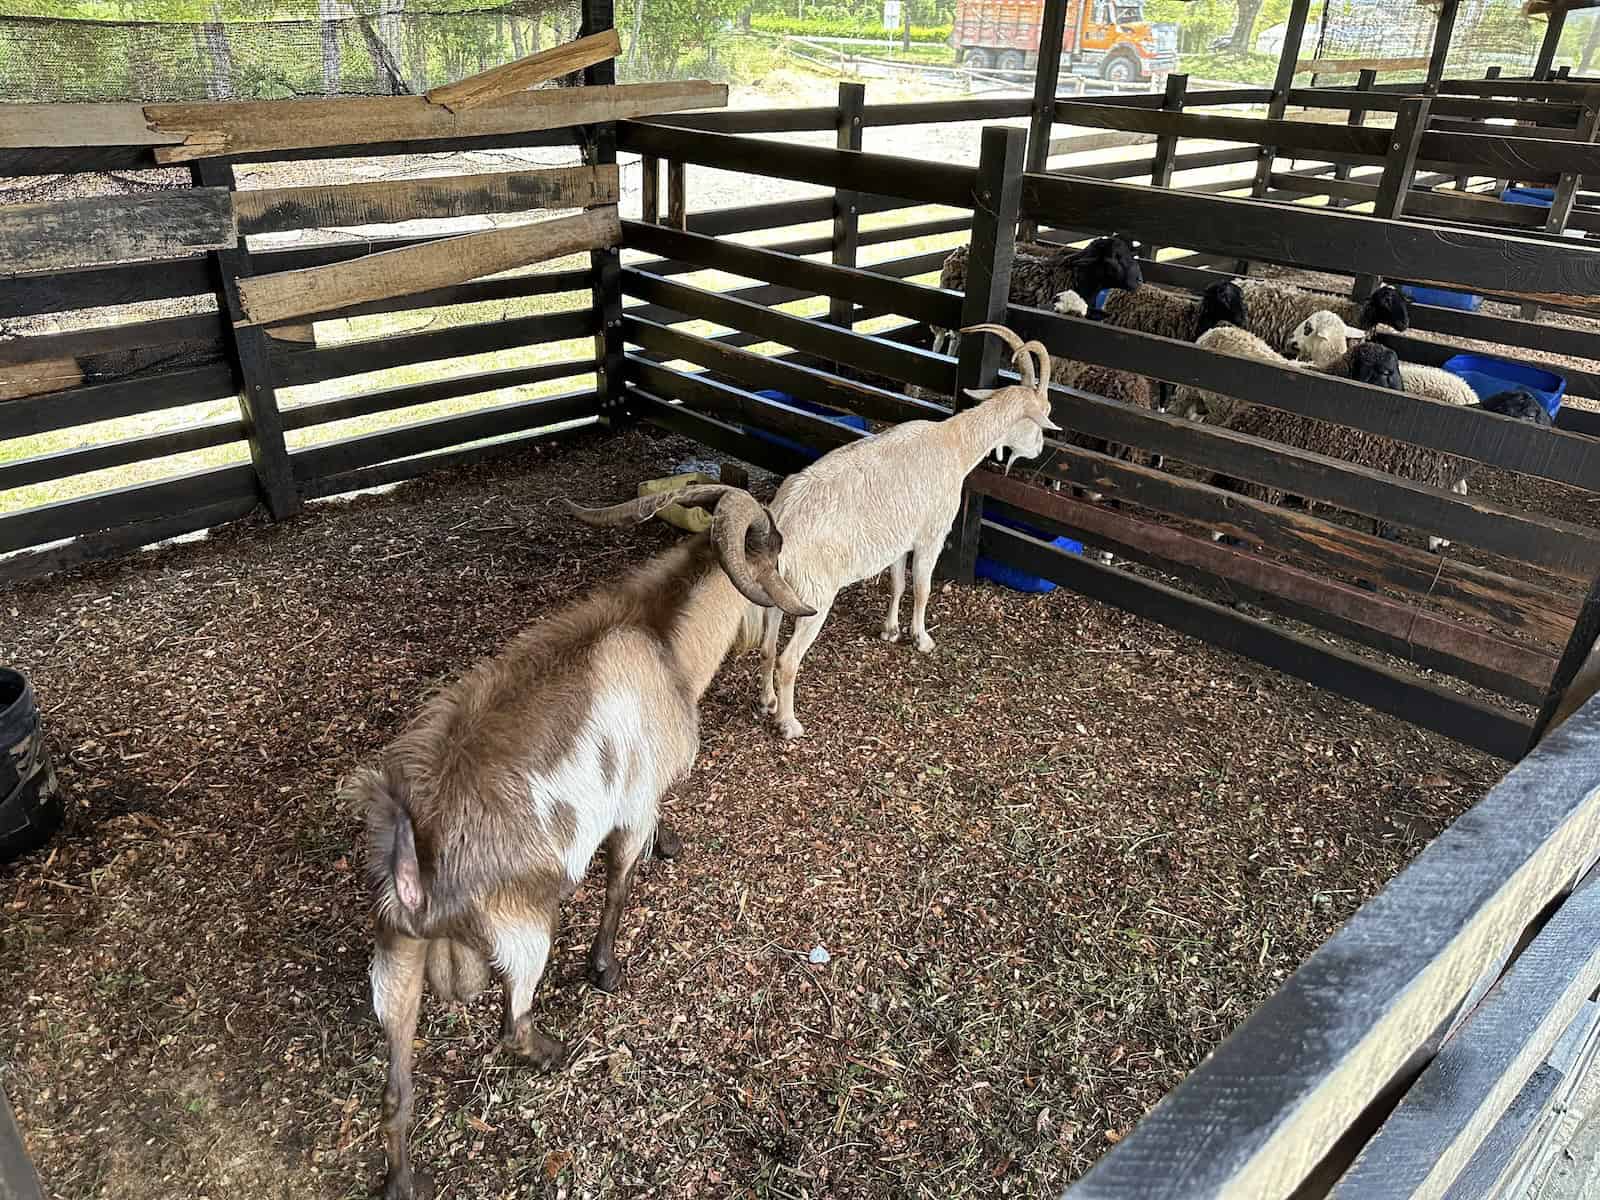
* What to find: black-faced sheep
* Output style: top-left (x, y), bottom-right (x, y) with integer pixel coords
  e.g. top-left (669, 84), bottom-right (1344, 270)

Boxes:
top-left (1096, 278), bottom-right (1248, 343)
top-left (1240, 278), bottom-right (1410, 355)
top-left (1171, 310), bottom-right (1362, 426)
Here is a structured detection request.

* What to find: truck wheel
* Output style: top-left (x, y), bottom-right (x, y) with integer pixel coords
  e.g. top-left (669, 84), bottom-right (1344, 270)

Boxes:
top-left (997, 49), bottom-right (1026, 71)
top-left (962, 47), bottom-right (991, 69)
top-left (1101, 52), bottom-right (1139, 83)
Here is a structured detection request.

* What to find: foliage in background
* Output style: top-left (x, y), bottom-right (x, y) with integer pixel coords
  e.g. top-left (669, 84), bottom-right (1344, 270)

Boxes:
top-left (750, 14), bottom-right (950, 41)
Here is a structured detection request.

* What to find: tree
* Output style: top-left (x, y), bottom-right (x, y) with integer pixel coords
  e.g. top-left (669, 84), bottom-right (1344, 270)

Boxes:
top-left (1227, 0), bottom-right (1265, 54)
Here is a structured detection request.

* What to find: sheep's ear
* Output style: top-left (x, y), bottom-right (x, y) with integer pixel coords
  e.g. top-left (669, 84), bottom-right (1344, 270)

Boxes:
top-left (964, 387), bottom-right (996, 401)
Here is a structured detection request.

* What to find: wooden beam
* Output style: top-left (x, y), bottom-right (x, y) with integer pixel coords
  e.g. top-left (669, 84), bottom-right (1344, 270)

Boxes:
top-left (1333, 869), bottom-right (1600, 1198)
top-left (145, 81), bottom-right (727, 163)
top-left (0, 189), bottom-right (235, 273)
top-left (423, 30), bottom-right (620, 113)
top-left (235, 205), bottom-right (620, 326)
top-left (1297, 56), bottom-right (1433, 74)
top-left (0, 101), bottom-right (183, 149)
top-left (0, 356), bottom-right (81, 401)
top-left (234, 165), bottom-right (618, 236)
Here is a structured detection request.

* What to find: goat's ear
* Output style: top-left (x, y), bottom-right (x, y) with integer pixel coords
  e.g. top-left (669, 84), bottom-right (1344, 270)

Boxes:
top-left (964, 387), bottom-right (996, 401)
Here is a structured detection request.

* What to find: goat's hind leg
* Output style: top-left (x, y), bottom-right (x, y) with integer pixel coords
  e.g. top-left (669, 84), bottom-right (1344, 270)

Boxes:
top-left (589, 824), bottom-right (651, 993)
top-left (880, 555), bottom-right (907, 643)
top-left (757, 607), bottom-right (782, 718)
top-left (494, 905), bottom-right (565, 1071)
top-left (372, 931), bottom-right (430, 1200)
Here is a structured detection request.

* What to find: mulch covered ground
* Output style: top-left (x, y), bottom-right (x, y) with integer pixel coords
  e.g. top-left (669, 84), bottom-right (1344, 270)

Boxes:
top-left (1, 427), bottom-right (1503, 1200)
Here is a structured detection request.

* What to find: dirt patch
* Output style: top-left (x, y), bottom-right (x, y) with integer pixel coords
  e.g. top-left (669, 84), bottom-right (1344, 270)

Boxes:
top-left (1, 426), bottom-right (1501, 1199)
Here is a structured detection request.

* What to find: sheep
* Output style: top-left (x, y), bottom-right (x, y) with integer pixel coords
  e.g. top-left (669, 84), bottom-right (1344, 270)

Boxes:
top-left (1398, 363), bottom-right (1481, 408)
top-left (931, 233), bottom-right (1144, 355)
top-left (1096, 278), bottom-right (1248, 343)
top-left (1048, 288), bottom-right (1161, 482)
top-left (351, 484), bottom-right (813, 1200)
top-left (1480, 386), bottom-right (1553, 427)
top-left (1238, 278), bottom-right (1411, 355)
top-left (755, 323), bottom-right (1060, 739)
top-left (1171, 310), bottom-right (1363, 427)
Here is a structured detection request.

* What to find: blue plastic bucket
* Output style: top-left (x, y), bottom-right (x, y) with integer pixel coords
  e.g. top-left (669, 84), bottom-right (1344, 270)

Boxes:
top-left (745, 390), bottom-right (868, 461)
top-left (1401, 284), bottom-right (1482, 312)
top-left (975, 506), bottom-right (1084, 594)
top-left (1501, 185), bottom-right (1556, 207)
top-left (1441, 353), bottom-right (1567, 419)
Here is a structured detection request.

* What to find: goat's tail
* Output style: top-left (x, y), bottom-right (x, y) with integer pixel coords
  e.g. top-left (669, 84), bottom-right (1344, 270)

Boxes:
top-left (349, 765), bottom-right (425, 923)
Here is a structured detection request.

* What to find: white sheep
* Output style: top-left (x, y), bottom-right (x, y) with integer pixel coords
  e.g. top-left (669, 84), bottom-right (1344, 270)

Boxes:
top-left (1171, 310), bottom-right (1363, 426)
top-left (1238, 278), bottom-right (1411, 354)
top-left (756, 323), bottom-right (1059, 739)
top-left (1398, 363), bottom-right (1480, 407)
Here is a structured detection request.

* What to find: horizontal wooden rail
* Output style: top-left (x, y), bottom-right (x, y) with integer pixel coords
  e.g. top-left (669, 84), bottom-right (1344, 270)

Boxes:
top-left (0, 494), bottom-right (256, 586)
top-left (978, 472), bottom-right (1553, 704)
top-left (0, 361), bottom-right (237, 441)
top-left (0, 255), bottom-right (214, 318)
top-left (1286, 88), bottom-right (1582, 125)
top-left (0, 461), bottom-right (257, 556)
top-left (1004, 302), bottom-right (1600, 501)
top-left (0, 188), bottom-right (236, 273)
top-left (618, 121), bottom-right (978, 208)
top-left (622, 221), bottom-right (962, 327)
top-left (0, 417), bottom-right (243, 493)
top-left (1021, 173), bottom-right (1600, 312)
top-left (628, 356), bottom-right (863, 455)
top-left (281, 359), bottom-right (594, 434)
top-left (271, 308), bottom-right (595, 388)
top-left (290, 388), bottom-right (599, 479)
top-left (980, 520), bottom-right (1530, 759)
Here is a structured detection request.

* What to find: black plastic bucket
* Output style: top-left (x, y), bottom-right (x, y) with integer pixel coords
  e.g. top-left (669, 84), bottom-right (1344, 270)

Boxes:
top-left (0, 667), bottom-right (62, 864)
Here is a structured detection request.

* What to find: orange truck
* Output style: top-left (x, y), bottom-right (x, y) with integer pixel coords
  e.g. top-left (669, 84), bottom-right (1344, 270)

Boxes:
top-left (951, 0), bottom-right (1179, 82)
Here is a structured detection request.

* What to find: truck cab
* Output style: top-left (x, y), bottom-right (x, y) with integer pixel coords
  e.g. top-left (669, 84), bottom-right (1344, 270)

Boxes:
top-left (950, 0), bottom-right (1179, 83)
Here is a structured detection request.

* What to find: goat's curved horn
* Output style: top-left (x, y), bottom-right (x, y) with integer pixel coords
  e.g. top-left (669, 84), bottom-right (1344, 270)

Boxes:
top-left (708, 493), bottom-right (816, 618)
top-left (961, 322), bottom-right (1025, 354)
top-left (562, 484), bottom-right (740, 528)
top-left (1020, 339), bottom-right (1051, 395)
top-left (961, 323), bottom-right (1038, 388)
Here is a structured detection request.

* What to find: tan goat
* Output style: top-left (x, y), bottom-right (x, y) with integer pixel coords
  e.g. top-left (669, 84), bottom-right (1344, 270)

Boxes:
top-left (756, 323), bottom-right (1059, 739)
top-left (350, 485), bottom-right (812, 1200)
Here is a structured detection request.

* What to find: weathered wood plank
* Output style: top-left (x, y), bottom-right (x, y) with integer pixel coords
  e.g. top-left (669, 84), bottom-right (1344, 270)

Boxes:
top-left (0, 357), bottom-right (81, 402)
top-left (0, 189), bottom-right (235, 273)
top-left (424, 30), bottom-right (621, 112)
top-left (1335, 868), bottom-right (1600, 1199)
top-left (0, 101), bottom-right (182, 149)
top-left (237, 206), bottom-right (619, 325)
top-left (234, 165), bottom-right (618, 236)
top-left (145, 81), bottom-right (728, 163)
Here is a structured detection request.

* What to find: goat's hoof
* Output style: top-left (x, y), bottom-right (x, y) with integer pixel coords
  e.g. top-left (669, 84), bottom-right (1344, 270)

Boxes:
top-left (654, 822), bottom-right (683, 860)
top-left (757, 694), bottom-right (778, 718)
top-left (913, 634), bottom-right (935, 654)
top-left (778, 718), bottom-right (806, 740)
top-left (588, 955), bottom-right (623, 994)
top-left (516, 1030), bottom-right (568, 1072)
top-left (383, 1168), bottom-right (433, 1200)
top-left (880, 626), bottom-right (901, 643)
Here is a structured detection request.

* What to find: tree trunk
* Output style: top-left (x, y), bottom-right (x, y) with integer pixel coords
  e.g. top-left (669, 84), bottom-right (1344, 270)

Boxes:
top-left (1582, 12), bottom-right (1600, 75)
top-left (509, 14), bottom-right (526, 57)
top-left (1229, 0), bottom-right (1266, 55)
top-left (204, 0), bottom-right (234, 99)
top-left (319, 0), bottom-right (341, 96)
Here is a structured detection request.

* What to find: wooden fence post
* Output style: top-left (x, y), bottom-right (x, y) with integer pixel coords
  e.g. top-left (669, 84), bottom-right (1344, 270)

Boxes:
top-left (1334, 68), bottom-right (1379, 208)
top-left (1530, 569), bottom-right (1600, 750)
top-left (1354, 97), bottom-right (1430, 302)
top-left (1537, 7), bottom-right (1569, 82)
top-left (641, 154), bottom-right (660, 223)
top-left (939, 125), bottom-right (1025, 585)
top-left (191, 159), bottom-right (300, 521)
top-left (1425, 0), bottom-right (1461, 93)
top-left (580, 0), bottom-right (625, 422)
top-left (830, 81), bottom-right (866, 329)
top-left (1522, 92), bottom-right (1600, 320)
top-left (1145, 72), bottom-right (1187, 260)
top-left (666, 160), bottom-right (686, 230)
top-left (1243, 0), bottom-right (1315, 273)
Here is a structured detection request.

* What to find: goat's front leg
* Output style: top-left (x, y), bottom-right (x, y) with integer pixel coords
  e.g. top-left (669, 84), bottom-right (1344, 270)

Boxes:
top-left (908, 542), bottom-right (939, 653)
top-left (757, 607), bottom-right (782, 718)
top-left (495, 906), bottom-right (564, 1071)
top-left (372, 931), bottom-right (429, 1200)
top-left (774, 592), bottom-right (837, 740)
top-left (880, 555), bottom-right (907, 643)
top-left (589, 825), bottom-right (651, 992)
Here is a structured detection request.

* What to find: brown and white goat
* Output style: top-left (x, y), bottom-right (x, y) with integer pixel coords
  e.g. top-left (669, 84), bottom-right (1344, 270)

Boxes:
top-left (348, 485), bottom-right (812, 1200)
top-left (756, 323), bottom-right (1059, 739)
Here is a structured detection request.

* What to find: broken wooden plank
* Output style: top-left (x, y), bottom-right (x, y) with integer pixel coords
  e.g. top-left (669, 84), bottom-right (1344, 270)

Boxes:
top-left (234, 164), bottom-right (618, 236)
top-left (0, 357), bottom-right (81, 401)
top-left (0, 102), bottom-right (184, 149)
top-left (236, 205), bottom-right (620, 325)
top-left (424, 30), bottom-right (621, 113)
top-left (0, 189), bottom-right (235, 274)
top-left (145, 81), bottom-right (727, 164)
